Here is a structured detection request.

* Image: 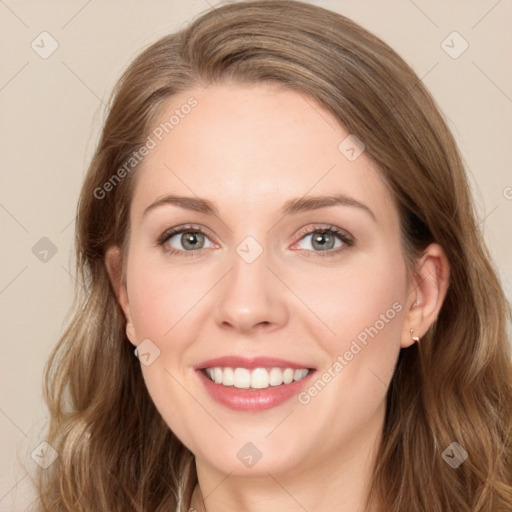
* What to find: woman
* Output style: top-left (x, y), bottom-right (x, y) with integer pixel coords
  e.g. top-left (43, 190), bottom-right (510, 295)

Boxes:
top-left (35, 1), bottom-right (512, 510)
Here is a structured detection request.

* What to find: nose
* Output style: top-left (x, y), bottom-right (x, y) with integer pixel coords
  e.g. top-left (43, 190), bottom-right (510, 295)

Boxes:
top-left (213, 244), bottom-right (289, 334)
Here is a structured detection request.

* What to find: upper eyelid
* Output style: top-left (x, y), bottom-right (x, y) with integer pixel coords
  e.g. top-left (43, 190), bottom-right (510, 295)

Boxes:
top-left (298, 223), bottom-right (351, 237)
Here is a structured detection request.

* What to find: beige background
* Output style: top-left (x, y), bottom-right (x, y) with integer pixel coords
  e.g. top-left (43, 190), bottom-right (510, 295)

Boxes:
top-left (1, 1), bottom-right (511, 510)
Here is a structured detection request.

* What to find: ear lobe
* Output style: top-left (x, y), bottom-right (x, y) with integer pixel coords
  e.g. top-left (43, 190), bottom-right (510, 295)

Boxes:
top-left (401, 243), bottom-right (450, 348)
top-left (105, 245), bottom-right (137, 346)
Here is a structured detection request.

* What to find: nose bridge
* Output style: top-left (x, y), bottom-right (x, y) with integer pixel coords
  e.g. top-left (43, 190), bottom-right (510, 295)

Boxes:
top-left (213, 234), bottom-right (287, 332)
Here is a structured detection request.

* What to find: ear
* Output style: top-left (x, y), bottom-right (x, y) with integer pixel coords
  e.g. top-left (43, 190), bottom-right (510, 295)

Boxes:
top-left (105, 245), bottom-right (137, 346)
top-left (401, 243), bottom-right (450, 348)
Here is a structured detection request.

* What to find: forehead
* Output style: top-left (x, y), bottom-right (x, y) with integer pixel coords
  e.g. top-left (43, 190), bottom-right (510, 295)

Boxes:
top-left (130, 82), bottom-right (398, 225)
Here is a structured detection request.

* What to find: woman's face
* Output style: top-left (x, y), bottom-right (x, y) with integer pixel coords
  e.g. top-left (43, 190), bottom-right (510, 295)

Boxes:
top-left (109, 82), bottom-right (419, 479)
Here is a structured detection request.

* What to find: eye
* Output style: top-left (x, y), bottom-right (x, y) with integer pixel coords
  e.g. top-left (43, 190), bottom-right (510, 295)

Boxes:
top-left (157, 223), bottom-right (354, 258)
top-left (157, 224), bottom-right (215, 256)
top-left (292, 224), bottom-right (353, 257)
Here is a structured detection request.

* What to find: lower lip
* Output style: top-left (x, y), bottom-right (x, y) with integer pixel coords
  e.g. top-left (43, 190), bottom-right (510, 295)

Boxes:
top-left (196, 369), bottom-right (316, 411)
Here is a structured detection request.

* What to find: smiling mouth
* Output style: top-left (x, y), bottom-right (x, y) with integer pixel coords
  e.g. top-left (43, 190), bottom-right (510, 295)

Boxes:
top-left (202, 366), bottom-right (312, 390)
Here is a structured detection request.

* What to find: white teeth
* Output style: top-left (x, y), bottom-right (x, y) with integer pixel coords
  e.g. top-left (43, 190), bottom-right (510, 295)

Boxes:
top-left (233, 368), bottom-right (251, 389)
top-left (283, 368), bottom-right (294, 384)
top-left (294, 368), bottom-right (309, 381)
top-left (213, 367), bottom-right (223, 384)
top-left (222, 367), bottom-right (234, 386)
top-left (251, 368), bottom-right (269, 389)
top-left (204, 366), bottom-right (310, 389)
top-left (269, 367), bottom-right (283, 386)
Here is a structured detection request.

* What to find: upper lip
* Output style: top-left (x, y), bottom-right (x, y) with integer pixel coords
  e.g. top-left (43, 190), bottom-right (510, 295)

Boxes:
top-left (194, 356), bottom-right (315, 370)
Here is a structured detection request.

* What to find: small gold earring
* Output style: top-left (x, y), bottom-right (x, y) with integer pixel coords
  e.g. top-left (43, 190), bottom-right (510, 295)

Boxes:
top-left (410, 329), bottom-right (420, 343)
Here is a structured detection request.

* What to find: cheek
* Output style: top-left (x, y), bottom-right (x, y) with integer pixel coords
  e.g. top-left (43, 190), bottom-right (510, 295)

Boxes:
top-left (333, 269), bottom-right (404, 344)
top-left (124, 255), bottom-right (208, 444)
top-left (296, 250), bottom-right (407, 354)
top-left (297, 248), bottom-right (407, 417)
top-left (335, 260), bottom-right (406, 398)
top-left (294, 261), bottom-right (406, 439)
top-left (126, 253), bottom-right (212, 341)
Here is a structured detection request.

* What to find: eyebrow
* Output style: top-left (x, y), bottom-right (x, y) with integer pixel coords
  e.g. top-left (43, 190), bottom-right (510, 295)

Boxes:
top-left (142, 193), bottom-right (376, 222)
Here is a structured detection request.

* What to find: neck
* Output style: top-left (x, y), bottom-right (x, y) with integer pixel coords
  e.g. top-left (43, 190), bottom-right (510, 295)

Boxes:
top-left (189, 421), bottom-right (384, 512)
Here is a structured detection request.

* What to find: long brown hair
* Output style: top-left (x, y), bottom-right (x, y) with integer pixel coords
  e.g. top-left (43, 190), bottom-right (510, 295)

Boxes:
top-left (34, 1), bottom-right (512, 510)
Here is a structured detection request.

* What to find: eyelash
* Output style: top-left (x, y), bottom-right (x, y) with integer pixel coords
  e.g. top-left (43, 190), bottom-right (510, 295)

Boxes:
top-left (156, 223), bottom-right (354, 258)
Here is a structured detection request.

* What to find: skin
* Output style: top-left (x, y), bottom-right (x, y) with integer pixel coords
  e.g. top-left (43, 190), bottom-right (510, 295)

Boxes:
top-left (105, 82), bottom-right (450, 512)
